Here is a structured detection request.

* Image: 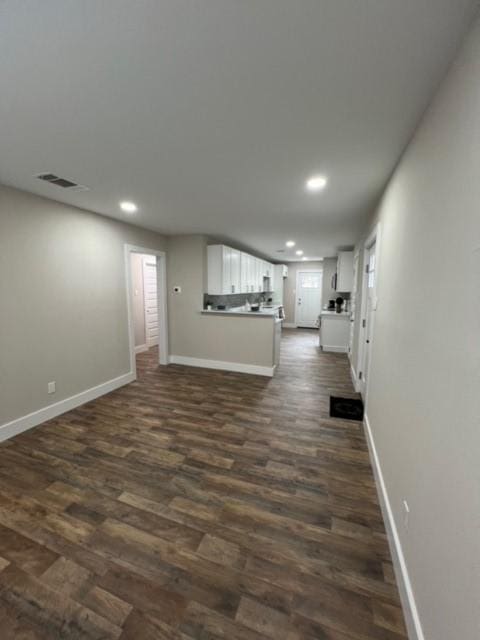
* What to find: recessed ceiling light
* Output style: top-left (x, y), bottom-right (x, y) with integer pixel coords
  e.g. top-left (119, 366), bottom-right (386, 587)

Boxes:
top-left (120, 201), bottom-right (137, 213)
top-left (296, 250), bottom-right (304, 256)
top-left (306, 174), bottom-right (328, 192)
top-left (286, 240), bottom-right (296, 248)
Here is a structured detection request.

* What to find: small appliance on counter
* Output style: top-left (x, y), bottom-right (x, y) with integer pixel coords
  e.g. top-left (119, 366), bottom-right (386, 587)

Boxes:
top-left (335, 297), bottom-right (344, 313)
top-left (328, 299), bottom-right (335, 310)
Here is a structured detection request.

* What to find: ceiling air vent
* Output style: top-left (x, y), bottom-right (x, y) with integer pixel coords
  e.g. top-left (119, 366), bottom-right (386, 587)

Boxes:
top-left (36, 173), bottom-right (90, 191)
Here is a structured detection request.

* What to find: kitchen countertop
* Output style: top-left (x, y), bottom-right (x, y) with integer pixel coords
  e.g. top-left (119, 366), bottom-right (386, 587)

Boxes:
top-left (320, 310), bottom-right (350, 317)
top-left (201, 305), bottom-right (282, 317)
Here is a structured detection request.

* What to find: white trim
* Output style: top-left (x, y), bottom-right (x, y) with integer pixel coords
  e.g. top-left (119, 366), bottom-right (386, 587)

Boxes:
top-left (282, 322), bottom-right (297, 329)
top-left (170, 355), bottom-right (275, 377)
top-left (321, 345), bottom-right (348, 353)
top-left (349, 358), bottom-right (360, 392)
top-left (135, 344), bottom-right (148, 354)
top-left (294, 268), bottom-right (323, 328)
top-left (124, 244), bottom-right (169, 380)
top-left (357, 222), bottom-right (382, 402)
top-left (363, 413), bottom-right (424, 640)
top-left (0, 372), bottom-right (134, 444)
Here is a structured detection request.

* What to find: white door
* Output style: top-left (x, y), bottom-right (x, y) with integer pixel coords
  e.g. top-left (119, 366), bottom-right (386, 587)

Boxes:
top-left (362, 242), bottom-right (377, 393)
top-left (349, 251), bottom-right (359, 354)
top-left (296, 271), bottom-right (323, 328)
top-left (143, 256), bottom-right (159, 347)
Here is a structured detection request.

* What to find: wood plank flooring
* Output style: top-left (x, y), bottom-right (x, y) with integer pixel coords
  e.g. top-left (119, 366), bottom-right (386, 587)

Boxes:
top-left (0, 328), bottom-right (407, 639)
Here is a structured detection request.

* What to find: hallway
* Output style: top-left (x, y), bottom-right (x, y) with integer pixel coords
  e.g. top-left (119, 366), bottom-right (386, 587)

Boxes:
top-left (0, 330), bottom-right (406, 639)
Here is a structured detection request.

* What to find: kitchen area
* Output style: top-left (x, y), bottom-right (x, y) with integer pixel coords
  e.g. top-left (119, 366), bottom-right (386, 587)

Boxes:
top-left (198, 242), bottom-right (356, 373)
top-left (165, 236), bottom-right (355, 379)
top-left (201, 245), bottom-right (286, 374)
top-left (318, 250), bottom-right (355, 354)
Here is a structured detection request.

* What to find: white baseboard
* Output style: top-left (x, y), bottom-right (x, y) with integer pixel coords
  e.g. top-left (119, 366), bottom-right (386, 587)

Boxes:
top-left (349, 358), bottom-right (360, 392)
top-left (135, 344), bottom-right (148, 354)
top-left (363, 413), bottom-right (424, 640)
top-left (322, 345), bottom-right (348, 353)
top-left (0, 371), bottom-right (135, 444)
top-left (169, 355), bottom-right (275, 377)
top-left (282, 322), bottom-right (297, 329)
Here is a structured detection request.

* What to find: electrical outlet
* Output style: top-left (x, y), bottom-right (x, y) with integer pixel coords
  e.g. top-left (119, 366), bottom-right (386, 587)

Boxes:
top-left (47, 381), bottom-right (56, 394)
top-left (403, 499), bottom-right (410, 531)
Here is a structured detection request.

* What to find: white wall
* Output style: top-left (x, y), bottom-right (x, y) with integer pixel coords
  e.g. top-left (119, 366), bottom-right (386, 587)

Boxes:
top-left (167, 235), bottom-right (275, 369)
top-left (353, 15), bottom-right (480, 640)
top-left (0, 185), bottom-right (166, 428)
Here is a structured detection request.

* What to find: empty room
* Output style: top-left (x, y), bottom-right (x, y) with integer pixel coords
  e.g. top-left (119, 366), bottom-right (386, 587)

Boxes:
top-left (0, 2), bottom-right (478, 639)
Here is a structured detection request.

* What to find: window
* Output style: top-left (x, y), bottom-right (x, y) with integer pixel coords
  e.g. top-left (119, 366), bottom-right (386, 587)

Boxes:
top-left (301, 274), bottom-right (322, 288)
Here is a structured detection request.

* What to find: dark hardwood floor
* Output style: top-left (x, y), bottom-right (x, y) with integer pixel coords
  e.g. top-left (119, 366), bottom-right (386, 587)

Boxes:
top-left (0, 328), bottom-right (407, 639)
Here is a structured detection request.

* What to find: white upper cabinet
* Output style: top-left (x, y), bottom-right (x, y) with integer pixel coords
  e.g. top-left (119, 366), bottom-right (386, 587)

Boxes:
top-left (207, 245), bottom-right (241, 294)
top-left (240, 252), bottom-right (249, 293)
top-left (255, 258), bottom-right (263, 292)
top-left (336, 251), bottom-right (354, 292)
top-left (208, 245), bottom-right (273, 294)
top-left (261, 260), bottom-right (272, 278)
top-left (246, 253), bottom-right (256, 292)
top-left (230, 248), bottom-right (241, 293)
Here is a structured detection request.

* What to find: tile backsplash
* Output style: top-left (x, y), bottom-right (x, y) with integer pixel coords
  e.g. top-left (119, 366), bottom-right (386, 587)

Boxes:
top-left (204, 291), bottom-right (274, 309)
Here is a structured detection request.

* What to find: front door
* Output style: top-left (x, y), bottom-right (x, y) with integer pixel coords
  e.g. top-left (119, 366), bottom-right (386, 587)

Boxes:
top-left (143, 256), bottom-right (159, 347)
top-left (296, 271), bottom-right (323, 328)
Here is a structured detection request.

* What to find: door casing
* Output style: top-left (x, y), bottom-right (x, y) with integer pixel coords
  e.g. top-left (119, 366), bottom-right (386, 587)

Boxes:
top-left (356, 223), bottom-right (382, 405)
top-left (124, 244), bottom-right (169, 380)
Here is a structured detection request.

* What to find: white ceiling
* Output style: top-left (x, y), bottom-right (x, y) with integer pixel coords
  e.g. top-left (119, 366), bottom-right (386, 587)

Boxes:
top-left (0, 1), bottom-right (477, 260)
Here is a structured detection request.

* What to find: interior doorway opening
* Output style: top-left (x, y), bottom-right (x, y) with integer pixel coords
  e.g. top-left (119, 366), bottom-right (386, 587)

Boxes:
top-left (130, 253), bottom-right (159, 355)
top-left (125, 244), bottom-right (168, 380)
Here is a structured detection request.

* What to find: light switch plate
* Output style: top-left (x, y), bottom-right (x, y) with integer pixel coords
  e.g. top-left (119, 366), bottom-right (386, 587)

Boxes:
top-left (48, 381), bottom-right (56, 394)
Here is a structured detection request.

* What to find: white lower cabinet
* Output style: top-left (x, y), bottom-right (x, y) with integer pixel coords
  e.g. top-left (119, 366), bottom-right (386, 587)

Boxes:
top-left (319, 313), bottom-right (350, 353)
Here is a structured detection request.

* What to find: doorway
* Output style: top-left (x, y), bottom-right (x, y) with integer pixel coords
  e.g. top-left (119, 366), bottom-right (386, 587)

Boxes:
top-left (125, 244), bottom-right (168, 380)
top-left (142, 256), bottom-right (159, 348)
top-left (130, 254), bottom-right (158, 353)
top-left (357, 225), bottom-right (380, 401)
top-left (295, 270), bottom-right (323, 328)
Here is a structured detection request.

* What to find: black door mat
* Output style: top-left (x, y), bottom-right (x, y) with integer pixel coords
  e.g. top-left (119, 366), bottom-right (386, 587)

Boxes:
top-left (330, 396), bottom-right (364, 421)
